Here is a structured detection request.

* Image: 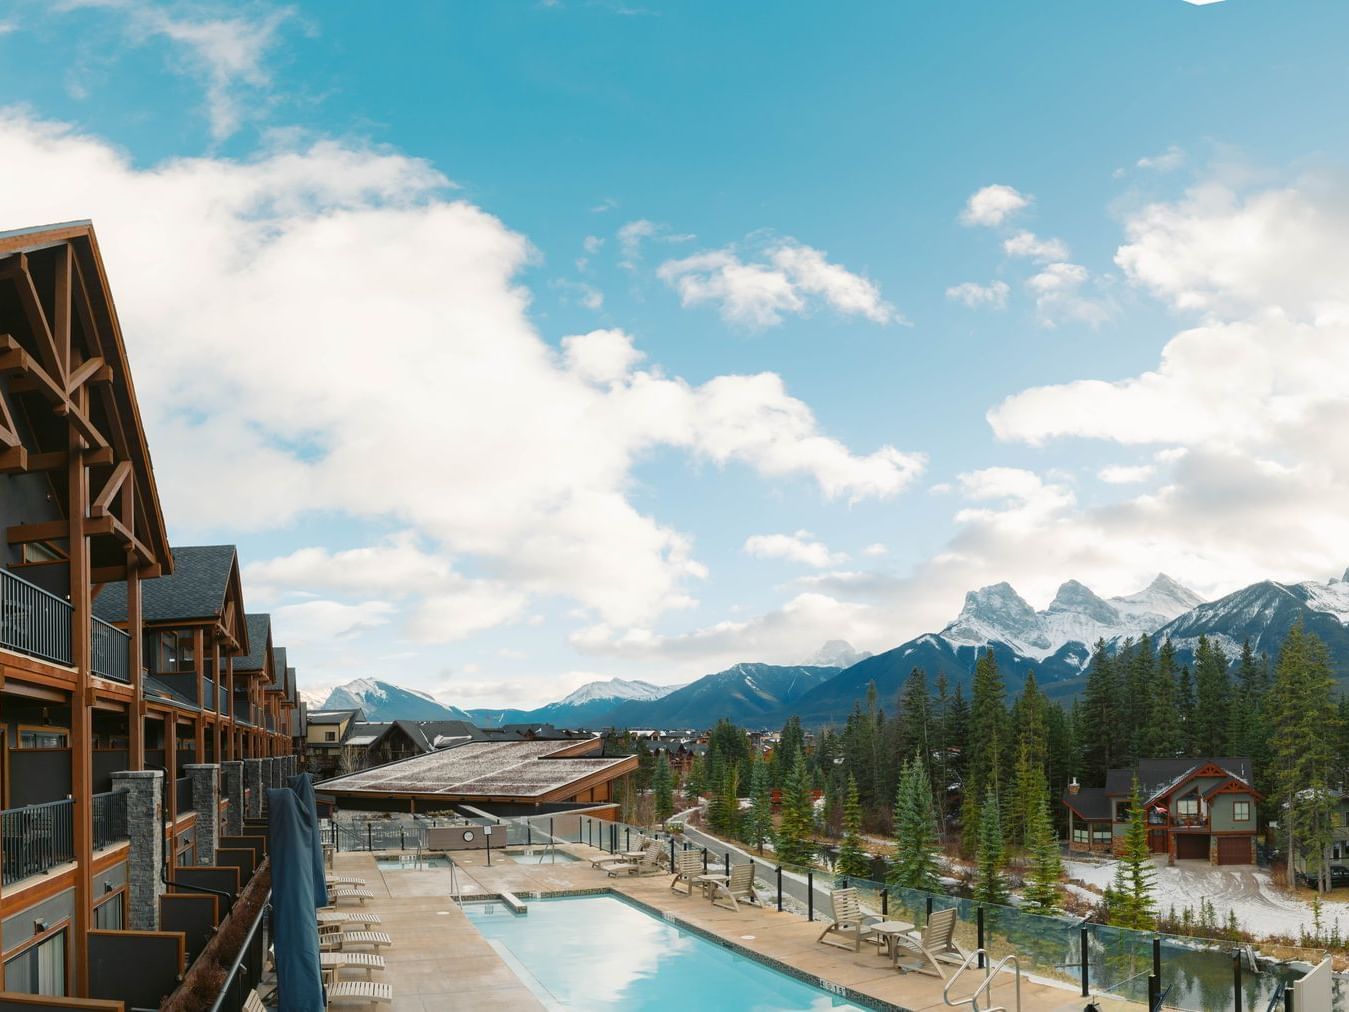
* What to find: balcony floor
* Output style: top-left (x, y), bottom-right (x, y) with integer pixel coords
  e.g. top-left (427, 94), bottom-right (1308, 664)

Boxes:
top-left (327, 846), bottom-right (1143, 1012)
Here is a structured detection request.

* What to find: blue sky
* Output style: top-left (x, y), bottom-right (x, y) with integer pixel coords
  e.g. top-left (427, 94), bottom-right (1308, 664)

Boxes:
top-left (4, 0), bottom-right (1349, 707)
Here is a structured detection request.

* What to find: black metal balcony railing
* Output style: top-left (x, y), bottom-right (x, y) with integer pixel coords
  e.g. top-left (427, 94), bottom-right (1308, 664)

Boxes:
top-left (220, 683), bottom-right (229, 715)
top-left (0, 568), bottom-right (73, 667)
top-left (204, 677), bottom-right (217, 712)
top-left (92, 790), bottom-right (129, 849)
top-left (2, 798), bottom-right (75, 885)
top-left (175, 776), bottom-right (193, 815)
top-left (91, 615), bottom-right (130, 682)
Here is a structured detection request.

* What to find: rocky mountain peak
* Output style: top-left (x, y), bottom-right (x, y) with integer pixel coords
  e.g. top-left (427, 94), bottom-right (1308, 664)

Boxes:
top-left (1048, 579), bottom-right (1120, 624)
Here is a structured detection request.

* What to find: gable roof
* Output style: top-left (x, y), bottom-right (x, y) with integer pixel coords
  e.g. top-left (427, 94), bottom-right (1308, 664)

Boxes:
top-left (1104, 757), bottom-right (1253, 798)
top-left (95, 545), bottom-right (238, 624)
top-left (1061, 786), bottom-right (1112, 822)
top-left (233, 613), bottom-right (272, 673)
top-left (266, 647), bottom-right (288, 691)
top-left (308, 708), bottom-right (363, 726)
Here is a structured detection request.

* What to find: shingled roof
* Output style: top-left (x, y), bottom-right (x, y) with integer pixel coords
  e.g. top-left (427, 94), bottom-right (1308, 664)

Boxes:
top-left (1104, 757), bottom-right (1253, 798)
top-left (266, 647), bottom-right (288, 691)
top-left (233, 613), bottom-right (272, 673)
top-left (94, 545), bottom-right (238, 624)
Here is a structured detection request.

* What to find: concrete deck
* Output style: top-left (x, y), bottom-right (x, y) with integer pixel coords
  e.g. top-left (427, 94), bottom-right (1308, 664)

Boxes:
top-left (327, 845), bottom-right (1140, 1011)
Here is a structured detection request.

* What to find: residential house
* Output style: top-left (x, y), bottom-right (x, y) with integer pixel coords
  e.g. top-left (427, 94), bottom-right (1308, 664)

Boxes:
top-left (305, 708), bottom-right (365, 778)
top-left (1064, 757), bottom-right (1261, 865)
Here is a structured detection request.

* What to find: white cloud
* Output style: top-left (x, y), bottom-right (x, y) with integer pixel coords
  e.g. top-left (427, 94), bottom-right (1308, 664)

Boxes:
top-left (616, 218), bottom-right (692, 269)
top-left (1098, 464), bottom-right (1156, 485)
top-left (862, 543), bottom-right (888, 557)
top-left (946, 280), bottom-right (1010, 309)
top-left (743, 530), bottom-right (846, 568)
top-left (959, 184), bottom-right (1030, 227)
top-left (1003, 230), bottom-right (1070, 262)
top-left (583, 235), bottom-right (604, 254)
top-left (1136, 145), bottom-right (1186, 172)
top-left (1026, 261), bottom-right (1111, 326)
top-left (271, 599), bottom-right (396, 647)
top-left (0, 111), bottom-right (925, 678)
top-left (659, 238), bottom-right (898, 327)
top-left (58, 0), bottom-right (293, 141)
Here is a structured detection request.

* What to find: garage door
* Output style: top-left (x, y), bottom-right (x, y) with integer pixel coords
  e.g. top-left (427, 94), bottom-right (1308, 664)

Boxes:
top-left (1175, 834), bottom-right (1209, 860)
top-left (1217, 837), bottom-right (1251, 865)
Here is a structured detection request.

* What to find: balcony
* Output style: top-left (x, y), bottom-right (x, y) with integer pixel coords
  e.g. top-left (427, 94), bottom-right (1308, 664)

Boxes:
top-left (2, 798), bottom-right (75, 885)
top-left (204, 676), bottom-right (217, 711)
top-left (91, 615), bottom-right (130, 682)
top-left (0, 567), bottom-right (73, 667)
top-left (1171, 813), bottom-right (1207, 829)
top-left (92, 789), bottom-right (129, 849)
top-left (175, 775), bottom-right (193, 815)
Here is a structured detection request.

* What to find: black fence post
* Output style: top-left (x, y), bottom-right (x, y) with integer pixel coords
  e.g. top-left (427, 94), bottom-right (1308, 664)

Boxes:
top-left (807, 870), bottom-right (814, 922)
top-left (724, 852), bottom-right (730, 877)
top-left (976, 906), bottom-right (985, 969)
top-left (400, 828), bottom-right (405, 850)
top-left (1152, 935), bottom-right (1161, 991)
top-left (549, 817), bottom-right (554, 848)
top-left (367, 823), bottom-right (372, 851)
top-left (671, 838), bottom-right (677, 867)
top-left (486, 828), bottom-right (492, 866)
top-left (528, 823), bottom-right (533, 848)
top-left (702, 847), bottom-right (709, 872)
top-left (926, 895), bottom-right (933, 922)
top-left (1080, 925), bottom-right (1090, 998)
top-left (625, 827), bottom-right (630, 852)
top-left (881, 888), bottom-right (888, 916)
top-left (1147, 974), bottom-right (1159, 1011)
top-left (1232, 950), bottom-right (1241, 1010)
top-left (776, 867), bottom-right (783, 912)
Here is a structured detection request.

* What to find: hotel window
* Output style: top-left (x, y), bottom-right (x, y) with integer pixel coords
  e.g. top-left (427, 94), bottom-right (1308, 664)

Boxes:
top-left (94, 893), bottom-right (124, 930)
top-left (157, 630), bottom-right (196, 673)
top-left (1073, 828), bottom-right (1089, 844)
top-left (1176, 797), bottom-right (1200, 817)
top-left (4, 930), bottom-right (66, 996)
top-left (1233, 801), bottom-right (1251, 822)
top-left (1093, 828), bottom-right (1112, 843)
top-left (18, 726), bottom-right (69, 749)
top-left (325, 731), bottom-right (336, 742)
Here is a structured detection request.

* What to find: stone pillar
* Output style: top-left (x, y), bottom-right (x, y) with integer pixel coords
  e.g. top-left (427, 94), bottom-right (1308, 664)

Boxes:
top-left (221, 760), bottom-right (245, 835)
top-left (110, 770), bottom-right (164, 930)
top-left (184, 765), bottom-right (219, 865)
top-left (286, 755), bottom-right (297, 781)
top-left (269, 755), bottom-right (282, 789)
top-left (245, 758), bottom-right (265, 819)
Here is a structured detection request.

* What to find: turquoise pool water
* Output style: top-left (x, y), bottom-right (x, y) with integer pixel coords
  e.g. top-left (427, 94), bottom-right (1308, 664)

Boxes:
top-left (507, 849), bottom-right (580, 865)
top-left (374, 855), bottom-right (451, 870)
top-left (466, 895), bottom-right (866, 1010)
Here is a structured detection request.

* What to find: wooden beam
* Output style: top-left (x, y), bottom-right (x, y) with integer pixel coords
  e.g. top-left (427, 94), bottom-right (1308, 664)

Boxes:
top-left (65, 356), bottom-right (107, 394)
top-left (1, 254), bottom-right (64, 382)
top-left (0, 337), bottom-right (109, 450)
top-left (90, 459), bottom-right (131, 517)
top-left (54, 244), bottom-right (72, 377)
top-left (26, 447), bottom-right (114, 472)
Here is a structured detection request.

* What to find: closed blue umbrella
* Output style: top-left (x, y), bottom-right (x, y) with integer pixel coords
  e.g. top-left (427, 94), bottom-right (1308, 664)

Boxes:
top-left (289, 772), bottom-right (329, 907)
top-left (267, 788), bottom-right (325, 1011)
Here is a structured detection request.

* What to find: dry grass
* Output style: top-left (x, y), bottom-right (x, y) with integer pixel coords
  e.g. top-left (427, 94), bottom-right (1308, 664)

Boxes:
top-left (161, 861), bottom-right (272, 1012)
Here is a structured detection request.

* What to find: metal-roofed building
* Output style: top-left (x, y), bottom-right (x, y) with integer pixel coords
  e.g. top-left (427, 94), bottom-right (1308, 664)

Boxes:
top-left (317, 737), bottom-right (637, 817)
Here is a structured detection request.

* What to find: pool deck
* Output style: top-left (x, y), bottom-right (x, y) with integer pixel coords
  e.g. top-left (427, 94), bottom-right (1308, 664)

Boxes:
top-left (328, 844), bottom-right (1141, 1011)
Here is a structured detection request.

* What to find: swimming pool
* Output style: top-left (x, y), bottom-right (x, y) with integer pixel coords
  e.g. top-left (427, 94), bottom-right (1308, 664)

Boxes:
top-left (374, 854), bottom-right (451, 870)
top-left (466, 894), bottom-right (867, 1010)
top-left (507, 849), bottom-right (580, 865)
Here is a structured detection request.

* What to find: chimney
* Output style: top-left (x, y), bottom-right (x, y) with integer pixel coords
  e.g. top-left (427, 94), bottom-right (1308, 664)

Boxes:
top-left (1069, 776), bottom-right (1080, 795)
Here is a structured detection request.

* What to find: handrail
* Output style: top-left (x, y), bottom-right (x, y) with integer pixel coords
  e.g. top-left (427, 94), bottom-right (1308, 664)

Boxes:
top-left (90, 615), bottom-right (130, 682)
top-left (204, 891), bottom-right (271, 1012)
top-left (0, 567), bottom-right (73, 666)
top-left (943, 948), bottom-right (1021, 1012)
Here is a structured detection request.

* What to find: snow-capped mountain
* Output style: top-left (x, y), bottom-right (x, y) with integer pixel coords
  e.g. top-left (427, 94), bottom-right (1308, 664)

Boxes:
top-left (556, 677), bottom-right (677, 707)
top-left (321, 678), bottom-right (474, 722)
top-left (806, 640), bottom-right (873, 668)
top-left (941, 574), bottom-right (1204, 660)
top-left (467, 677), bottom-right (682, 728)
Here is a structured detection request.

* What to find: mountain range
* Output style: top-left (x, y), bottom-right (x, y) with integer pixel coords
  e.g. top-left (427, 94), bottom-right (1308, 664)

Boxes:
top-left (312, 569), bottom-right (1349, 729)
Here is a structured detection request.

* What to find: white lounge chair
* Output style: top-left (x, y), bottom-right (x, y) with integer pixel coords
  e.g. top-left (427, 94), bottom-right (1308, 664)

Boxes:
top-left (892, 907), bottom-right (968, 979)
top-left (706, 862), bottom-right (758, 911)
top-left (319, 923), bottom-right (393, 951)
top-left (326, 875), bottom-right (367, 887)
top-left (606, 839), bottom-right (666, 877)
top-left (591, 837), bottom-right (650, 869)
top-left (318, 910), bottom-right (383, 929)
top-left (817, 887), bottom-right (882, 951)
top-left (670, 849), bottom-right (704, 895)
top-left (327, 886), bottom-right (373, 905)
top-left (322, 968), bottom-right (393, 1008)
top-left (320, 950), bottom-right (385, 980)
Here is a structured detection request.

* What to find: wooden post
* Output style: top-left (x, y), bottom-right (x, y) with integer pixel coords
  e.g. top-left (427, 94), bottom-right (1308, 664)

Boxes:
top-left (211, 638), bottom-right (222, 762)
top-left (193, 627), bottom-right (205, 762)
top-left (126, 562), bottom-right (144, 770)
top-left (225, 655), bottom-right (235, 760)
top-left (165, 713), bottom-right (178, 875)
top-left (68, 397), bottom-right (94, 996)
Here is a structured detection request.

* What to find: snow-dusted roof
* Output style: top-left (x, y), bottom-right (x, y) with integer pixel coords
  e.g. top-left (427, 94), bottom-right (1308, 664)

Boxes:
top-left (317, 738), bottom-right (632, 800)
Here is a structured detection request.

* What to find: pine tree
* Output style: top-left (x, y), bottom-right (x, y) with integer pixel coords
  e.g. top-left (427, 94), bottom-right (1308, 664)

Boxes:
top-left (1177, 665), bottom-right (1197, 755)
top-left (745, 758), bottom-right (773, 853)
top-left (1267, 622), bottom-right (1343, 892)
top-left (776, 717), bottom-right (805, 787)
top-left (1143, 638), bottom-right (1183, 758)
top-left (973, 787), bottom-right (1009, 905)
top-left (1022, 777), bottom-right (1062, 914)
top-left (685, 754), bottom-right (707, 805)
top-left (963, 649), bottom-right (1007, 854)
top-left (1108, 778), bottom-right (1156, 930)
top-left (775, 751), bottom-right (816, 867)
top-left (1123, 635), bottom-right (1155, 764)
top-left (652, 752), bottom-right (675, 824)
top-left (1191, 635), bottom-right (1231, 755)
top-left (888, 752), bottom-right (941, 891)
top-left (1080, 640), bottom-right (1119, 783)
top-left (1008, 672), bottom-right (1048, 846)
top-left (835, 775), bottom-right (871, 878)
top-left (708, 763), bottom-right (740, 837)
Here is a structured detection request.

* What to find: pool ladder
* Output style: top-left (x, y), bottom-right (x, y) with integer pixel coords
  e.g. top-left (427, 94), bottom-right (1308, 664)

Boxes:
top-left (942, 949), bottom-right (1021, 1012)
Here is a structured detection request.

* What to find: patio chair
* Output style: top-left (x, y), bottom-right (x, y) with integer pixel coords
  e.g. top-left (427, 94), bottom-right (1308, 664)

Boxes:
top-left (244, 991), bottom-right (267, 1012)
top-left (320, 950), bottom-right (385, 980)
top-left (607, 839), bottom-right (666, 877)
top-left (707, 862), bottom-right (759, 911)
top-left (817, 887), bottom-right (881, 951)
top-left (318, 910), bottom-right (383, 929)
top-left (319, 923), bottom-right (394, 951)
top-left (891, 907), bottom-right (968, 979)
top-left (670, 848), bottom-right (704, 895)
top-left (327, 886), bottom-right (374, 905)
top-left (326, 875), bottom-right (367, 887)
top-left (323, 967), bottom-right (393, 1007)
